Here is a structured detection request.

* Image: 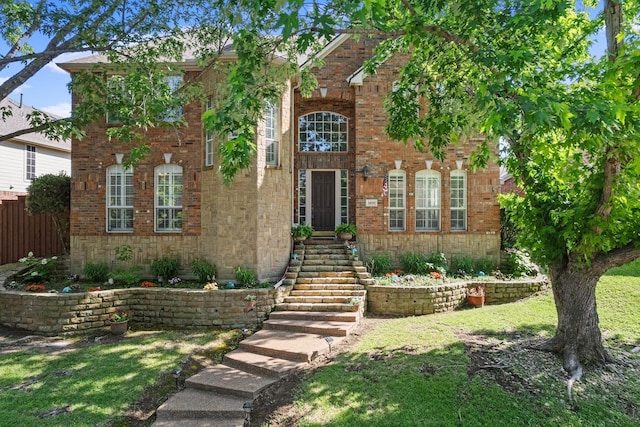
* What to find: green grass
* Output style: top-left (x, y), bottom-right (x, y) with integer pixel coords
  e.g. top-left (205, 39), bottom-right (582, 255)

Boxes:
top-left (0, 328), bottom-right (241, 427)
top-left (292, 260), bottom-right (640, 426)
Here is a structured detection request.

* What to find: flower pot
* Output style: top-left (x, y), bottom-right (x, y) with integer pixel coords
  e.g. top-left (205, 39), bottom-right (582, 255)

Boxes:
top-left (467, 295), bottom-right (485, 307)
top-left (351, 304), bottom-right (360, 312)
top-left (110, 320), bottom-right (128, 335)
top-left (338, 232), bottom-right (353, 241)
top-left (247, 300), bottom-right (256, 308)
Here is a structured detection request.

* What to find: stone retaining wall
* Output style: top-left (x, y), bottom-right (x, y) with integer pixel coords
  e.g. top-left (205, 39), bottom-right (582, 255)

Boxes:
top-left (0, 286), bottom-right (292, 335)
top-left (366, 277), bottom-right (549, 316)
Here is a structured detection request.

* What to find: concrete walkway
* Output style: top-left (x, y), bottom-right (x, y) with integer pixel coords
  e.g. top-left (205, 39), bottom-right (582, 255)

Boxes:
top-left (153, 242), bottom-right (369, 426)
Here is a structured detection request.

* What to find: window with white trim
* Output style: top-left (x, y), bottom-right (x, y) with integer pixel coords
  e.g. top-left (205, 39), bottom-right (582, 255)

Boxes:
top-left (160, 75), bottom-right (183, 122)
top-left (299, 112), bottom-right (347, 152)
top-left (450, 170), bottom-right (467, 231)
top-left (106, 165), bottom-right (134, 232)
top-left (388, 170), bottom-right (406, 231)
top-left (204, 96), bottom-right (214, 166)
top-left (155, 164), bottom-right (183, 232)
top-left (265, 100), bottom-right (280, 166)
top-left (416, 170), bottom-right (441, 231)
top-left (25, 145), bottom-right (36, 180)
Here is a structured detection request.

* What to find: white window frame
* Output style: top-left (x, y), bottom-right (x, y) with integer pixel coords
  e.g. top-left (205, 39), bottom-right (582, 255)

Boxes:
top-left (388, 170), bottom-right (406, 231)
top-left (265, 100), bottom-right (280, 166)
top-left (160, 75), bottom-right (183, 122)
top-left (25, 145), bottom-right (36, 180)
top-left (450, 170), bottom-right (467, 231)
top-left (298, 111), bottom-right (348, 152)
top-left (155, 164), bottom-right (183, 232)
top-left (106, 165), bottom-right (134, 232)
top-left (204, 96), bottom-right (214, 167)
top-left (416, 170), bottom-right (441, 231)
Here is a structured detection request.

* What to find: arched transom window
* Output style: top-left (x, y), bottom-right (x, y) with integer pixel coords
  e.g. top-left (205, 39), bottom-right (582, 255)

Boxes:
top-left (299, 112), bottom-right (348, 152)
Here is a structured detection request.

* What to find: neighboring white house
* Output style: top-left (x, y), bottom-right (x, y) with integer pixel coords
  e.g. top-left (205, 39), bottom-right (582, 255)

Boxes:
top-left (0, 97), bottom-right (71, 199)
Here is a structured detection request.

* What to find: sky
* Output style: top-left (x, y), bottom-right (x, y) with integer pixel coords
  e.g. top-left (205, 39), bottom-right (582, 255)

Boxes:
top-left (0, 1), bottom-right (607, 119)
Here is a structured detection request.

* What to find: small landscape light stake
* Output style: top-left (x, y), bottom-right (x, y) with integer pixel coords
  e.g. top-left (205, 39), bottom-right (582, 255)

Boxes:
top-left (171, 368), bottom-right (182, 390)
top-left (324, 336), bottom-right (334, 352)
top-left (243, 401), bottom-right (253, 425)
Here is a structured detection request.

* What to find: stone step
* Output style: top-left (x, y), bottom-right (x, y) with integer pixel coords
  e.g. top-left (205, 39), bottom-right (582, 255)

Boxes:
top-left (154, 388), bottom-right (246, 424)
top-left (293, 283), bottom-right (365, 290)
top-left (263, 318), bottom-right (357, 336)
top-left (283, 295), bottom-right (358, 304)
top-left (359, 278), bottom-right (376, 286)
top-left (296, 274), bottom-right (358, 286)
top-left (269, 310), bottom-right (360, 323)
top-left (302, 259), bottom-right (351, 266)
top-left (303, 253), bottom-right (350, 260)
top-left (276, 302), bottom-right (362, 313)
top-left (300, 265), bottom-right (353, 272)
top-left (297, 271), bottom-right (356, 278)
top-left (223, 350), bottom-right (306, 378)
top-left (154, 418), bottom-right (244, 427)
top-left (303, 248), bottom-right (347, 255)
top-left (238, 329), bottom-right (343, 362)
top-left (185, 364), bottom-right (276, 399)
top-left (290, 289), bottom-right (366, 297)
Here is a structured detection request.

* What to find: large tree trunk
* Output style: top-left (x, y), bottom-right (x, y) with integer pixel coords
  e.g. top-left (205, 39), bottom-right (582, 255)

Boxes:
top-left (540, 261), bottom-right (613, 374)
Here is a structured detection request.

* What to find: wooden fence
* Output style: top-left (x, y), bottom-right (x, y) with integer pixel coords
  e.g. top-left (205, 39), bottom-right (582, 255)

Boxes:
top-left (0, 196), bottom-right (65, 265)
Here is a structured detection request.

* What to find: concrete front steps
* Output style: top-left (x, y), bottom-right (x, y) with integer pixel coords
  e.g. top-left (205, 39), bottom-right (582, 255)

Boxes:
top-left (153, 242), bottom-right (368, 426)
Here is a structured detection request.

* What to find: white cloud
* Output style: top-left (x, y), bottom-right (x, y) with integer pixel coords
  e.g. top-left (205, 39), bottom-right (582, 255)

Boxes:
top-left (45, 52), bottom-right (93, 74)
top-left (40, 102), bottom-right (71, 118)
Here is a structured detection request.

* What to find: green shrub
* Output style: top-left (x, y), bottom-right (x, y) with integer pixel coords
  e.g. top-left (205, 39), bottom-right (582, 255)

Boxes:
top-left (151, 256), bottom-right (181, 280)
top-left (19, 253), bottom-right (59, 283)
top-left (451, 256), bottom-right (474, 277)
top-left (366, 253), bottom-right (392, 276)
top-left (474, 257), bottom-right (497, 274)
top-left (82, 262), bottom-right (110, 282)
top-left (426, 252), bottom-right (448, 271)
top-left (399, 252), bottom-right (430, 274)
top-left (234, 266), bottom-right (257, 288)
top-left (191, 259), bottom-right (217, 283)
top-left (115, 245), bottom-right (133, 262)
top-left (109, 266), bottom-right (142, 287)
top-left (505, 249), bottom-right (537, 277)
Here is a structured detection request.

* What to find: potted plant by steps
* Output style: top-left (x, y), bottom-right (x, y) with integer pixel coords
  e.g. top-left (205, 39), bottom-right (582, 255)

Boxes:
top-left (291, 224), bottom-right (314, 242)
top-left (349, 296), bottom-right (363, 311)
top-left (245, 294), bottom-right (257, 308)
top-left (109, 309), bottom-right (132, 335)
top-left (335, 223), bottom-right (357, 241)
top-left (467, 286), bottom-right (485, 307)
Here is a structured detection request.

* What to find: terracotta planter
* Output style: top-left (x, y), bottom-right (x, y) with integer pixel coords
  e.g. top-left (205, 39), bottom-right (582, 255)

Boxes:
top-left (247, 300), bottom-right (256, 309)
top-left (110, 321), bottom-right (128, 335)
top-left (338, 233), bottom-right (353, 241)
top-left (467, 295), bottom-right (485, 307)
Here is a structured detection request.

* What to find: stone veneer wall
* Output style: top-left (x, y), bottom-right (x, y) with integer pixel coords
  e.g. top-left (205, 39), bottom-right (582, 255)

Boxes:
top-left (357, 233), bottom-right (502, 267)
top-left (366, 277), bottom-right (549, 316)
top-left (0, 286), bottom-right (292, 335)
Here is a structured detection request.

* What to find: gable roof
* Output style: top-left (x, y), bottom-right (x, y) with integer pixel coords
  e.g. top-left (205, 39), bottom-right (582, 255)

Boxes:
top-left (0, 98), bottom-right (71, 152)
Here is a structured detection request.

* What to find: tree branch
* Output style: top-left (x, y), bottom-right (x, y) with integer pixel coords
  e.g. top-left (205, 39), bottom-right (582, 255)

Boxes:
top-left (0, 117), bottom-right (72, 143)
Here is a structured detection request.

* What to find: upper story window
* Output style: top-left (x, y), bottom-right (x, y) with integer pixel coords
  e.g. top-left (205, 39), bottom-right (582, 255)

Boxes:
top-left (450, 170), bottom-right (467, 231)
top-left (265, 100), bottom-right (280, 166)
top-left (388, 170), bottom-right (406, 231)
top-left (299, 112), bottom-right (347, 152)
top-left (155, 164), bottom-right (183, 232)
top-left (106, 74), bottom-right (182, 124)
top-left (106, 165), bottom-right (133, 232)
top-left (25, 145), bottom-right (36, 180)
top-left (204, 96), bottom-right (214, 167)
top-left (416, 170), bottom-right (441, 231)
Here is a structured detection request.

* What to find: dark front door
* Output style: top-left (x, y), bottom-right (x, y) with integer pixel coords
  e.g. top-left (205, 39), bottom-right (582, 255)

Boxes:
top-left (312, 171), bottom-right (335, 232)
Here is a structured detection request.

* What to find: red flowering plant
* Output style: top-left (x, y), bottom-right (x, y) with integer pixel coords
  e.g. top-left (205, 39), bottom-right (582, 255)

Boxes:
top-left (468, 286), bottom-right (485, 297)
top-left (140, 281), bottom-right (155, 288)
top-left (109, 309), bottom-right (133, 323)
top-left (25, 284), bottom-right (46, 292)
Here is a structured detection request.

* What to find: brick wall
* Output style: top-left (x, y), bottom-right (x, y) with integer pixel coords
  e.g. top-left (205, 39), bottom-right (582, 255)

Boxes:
top-left (0, 286), bottom-right (291, 335)
top-left (366, 277), bottom-right (549, 316)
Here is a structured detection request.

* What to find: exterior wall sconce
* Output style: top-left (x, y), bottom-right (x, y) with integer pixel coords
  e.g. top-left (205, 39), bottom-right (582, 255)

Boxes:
top-left (425, 160), bottom-right (433, 170)
top-left (394, 159), bottom-right (402, 170)
top-left (163, 153), bottom-right (173, 164)
top-left (456, 160), bottom-right (464, 170)
top-left (115, 153), bottom-right (124, 164)
top-left (319, 87), bottom-right (328, 98)
top-left (362, 165), bottom-right (370, 180)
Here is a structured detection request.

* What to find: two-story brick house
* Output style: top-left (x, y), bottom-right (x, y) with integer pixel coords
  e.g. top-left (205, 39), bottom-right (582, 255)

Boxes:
top-left (59, 35), bottom-right (500, 282)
